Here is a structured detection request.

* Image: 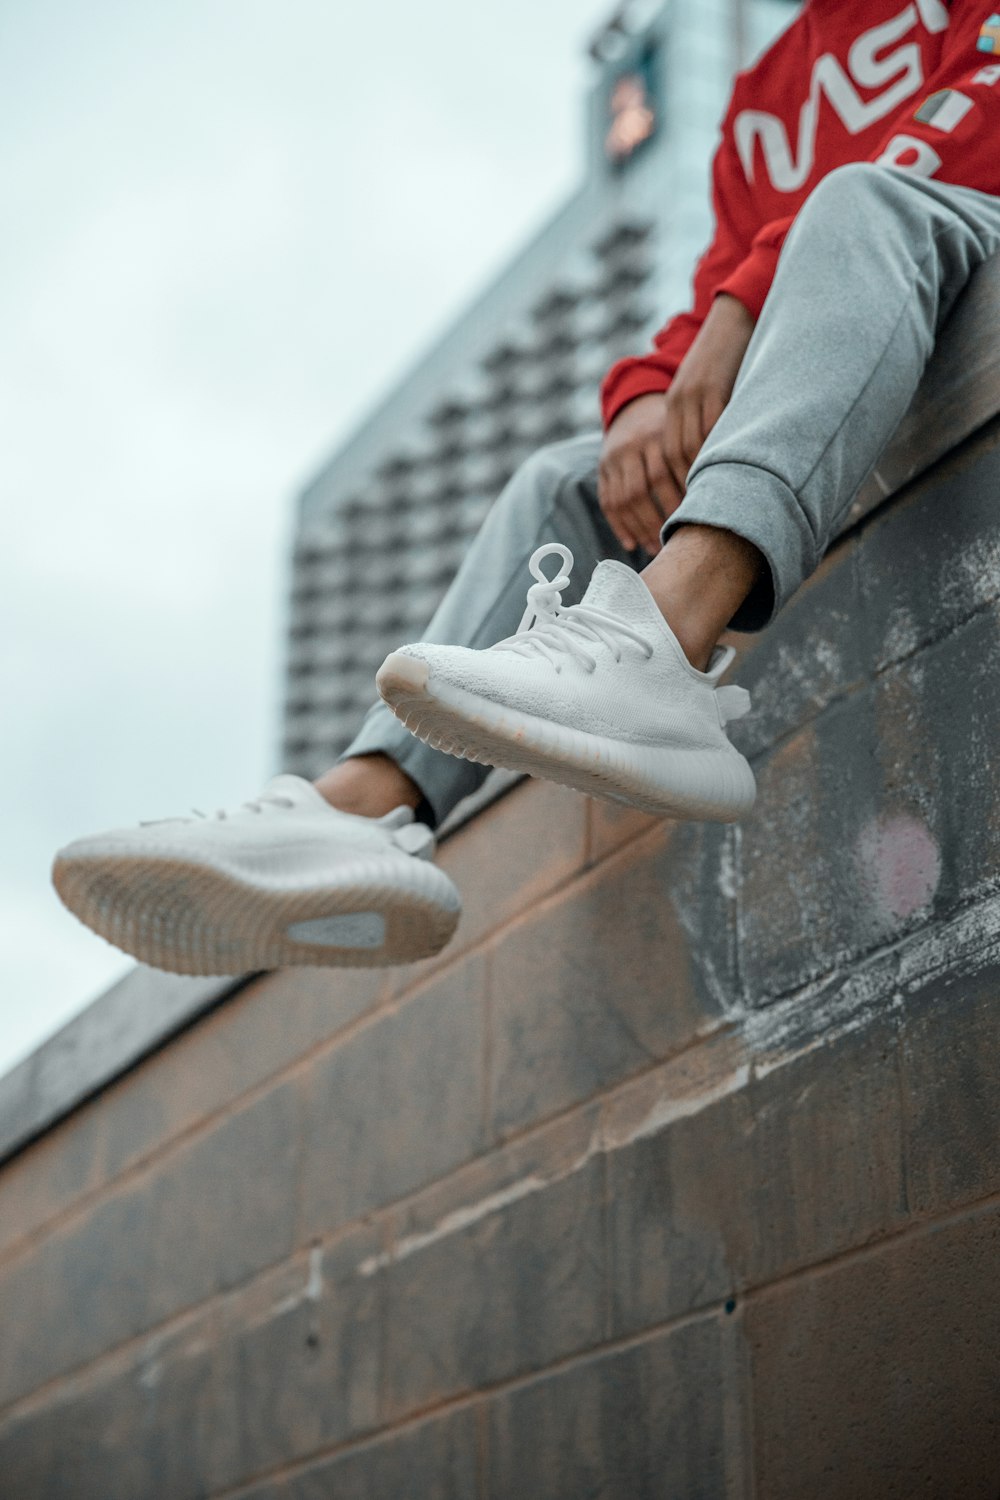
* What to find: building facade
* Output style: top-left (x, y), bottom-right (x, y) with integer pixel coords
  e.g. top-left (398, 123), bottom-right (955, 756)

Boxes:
top-left (281, 0), bottom-right (798, 778)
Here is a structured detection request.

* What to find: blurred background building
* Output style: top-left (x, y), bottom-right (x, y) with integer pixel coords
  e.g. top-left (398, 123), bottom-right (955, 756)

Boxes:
top-left (281, 0), bottom-right (798, 777)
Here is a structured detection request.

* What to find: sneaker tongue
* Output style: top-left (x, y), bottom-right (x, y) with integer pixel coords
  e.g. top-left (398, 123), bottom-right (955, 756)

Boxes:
top-left (580, 560), bottom-right (663, 629)
top-left (378, 806), bottom-right (415, 830)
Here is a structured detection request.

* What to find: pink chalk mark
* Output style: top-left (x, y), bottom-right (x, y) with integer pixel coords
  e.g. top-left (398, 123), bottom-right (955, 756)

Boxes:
top-left (857, 813), bottom-right (941, 922)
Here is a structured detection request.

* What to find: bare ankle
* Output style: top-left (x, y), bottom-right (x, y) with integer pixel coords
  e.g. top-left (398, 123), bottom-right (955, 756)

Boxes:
top-left (313, 754), bottom-right (423, 820)
top-left (640, 524), bottom-right (763, 671)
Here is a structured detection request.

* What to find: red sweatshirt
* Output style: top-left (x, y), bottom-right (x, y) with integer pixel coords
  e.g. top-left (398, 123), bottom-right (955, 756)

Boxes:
top-left (601, 0), bottom-right (1000, 427)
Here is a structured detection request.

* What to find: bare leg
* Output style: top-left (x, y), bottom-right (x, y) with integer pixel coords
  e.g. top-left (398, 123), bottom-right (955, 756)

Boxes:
top-left (314, 753), bottom-right (422, 818)
top-left (641, 523), bottom-right (764, 671)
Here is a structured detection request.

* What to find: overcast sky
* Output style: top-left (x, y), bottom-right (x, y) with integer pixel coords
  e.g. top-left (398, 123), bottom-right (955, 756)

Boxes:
top-left (0, 0), bottom-right (626, 1078)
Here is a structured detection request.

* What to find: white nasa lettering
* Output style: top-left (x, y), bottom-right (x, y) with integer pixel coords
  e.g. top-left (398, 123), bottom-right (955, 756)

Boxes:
top-left (735, 2), bottom-right (950, 192)
top-left (914, 0), bottom-right (950, 31)
top-left (848, 10), bottom-right (922, 102)
top-left (973, 62), bottom-right (1000, 85)
top-left (876, 133), bottom-right (943, 173)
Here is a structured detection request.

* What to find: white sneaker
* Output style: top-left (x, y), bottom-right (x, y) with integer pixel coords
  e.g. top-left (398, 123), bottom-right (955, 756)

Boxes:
top-left (376, 544), bottom-right (756, 822)
top-left (52, 774), bottom-right (461, 975)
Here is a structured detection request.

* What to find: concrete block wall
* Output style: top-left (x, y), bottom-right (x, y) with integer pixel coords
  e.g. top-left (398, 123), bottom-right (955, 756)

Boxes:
top-left (4, 274), bottom-right (1000, 1495)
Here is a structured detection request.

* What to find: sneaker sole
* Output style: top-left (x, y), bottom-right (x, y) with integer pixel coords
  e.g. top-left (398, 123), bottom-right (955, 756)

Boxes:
top-left (377, 653), bottom-right (756, 822)
top-left (51, 847), bottom-right (461, 976)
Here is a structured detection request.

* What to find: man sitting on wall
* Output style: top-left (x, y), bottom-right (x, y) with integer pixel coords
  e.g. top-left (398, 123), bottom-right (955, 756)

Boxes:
top-left (53, 0), bottom-right (1000, 974)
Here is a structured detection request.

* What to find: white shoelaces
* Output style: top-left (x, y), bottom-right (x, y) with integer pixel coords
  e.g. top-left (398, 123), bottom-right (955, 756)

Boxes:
top-left (140, 793), bottom-right (296, 827)
top-left (495, 544), bottom-right (654, 674)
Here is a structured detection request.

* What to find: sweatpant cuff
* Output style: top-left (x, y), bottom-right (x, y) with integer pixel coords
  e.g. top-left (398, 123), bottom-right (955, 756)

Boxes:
top-left (660, 461), bottom-right (818, 632)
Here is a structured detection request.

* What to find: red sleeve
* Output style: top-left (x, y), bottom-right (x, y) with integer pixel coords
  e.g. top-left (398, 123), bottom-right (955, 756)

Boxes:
top-left (716, 5), bottom-right (1000, 341)
top-left (600, 94), bottom-right (761, 428)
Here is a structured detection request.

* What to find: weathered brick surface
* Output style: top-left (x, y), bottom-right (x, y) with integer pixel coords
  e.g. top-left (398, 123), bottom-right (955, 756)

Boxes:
top-left (736, 446), bottom-right (1000, 1007)
top-left (300, 954), bottom-right (487, 1237)
top-left (746, 1206), bottom-right (1000, 1499)
top-left (664, 819), bottom-right (739, 1010)
top-left (0, 1304), bottom-right (240, 1500)
top-left (738, 691), bottom-right (885, 1001)
top-left (0, 1233), bottom-right (382, 1500)
top-left (730, 530), bottom-right (867, 762)
top-left (381, 1157), bottom-right (605, 1417)
top-left (234, 1409), bottom-right (478, 1500)
top-left (146, 1078), bottom-right (302, 1323)
top-left (584, 797), bottom-right (661, 864)
top-left (0, 965), bottom-right (383, 1265)
top-left (0, 1101), bottom-right (106, 1262)
top-left (873, 608), bottom-right (1000, 921)
top-left (0, 1182), bottom-right (156, 1407)
top-left (485, 1315), bottom-right (742, 1500)
top-left (858, 426), bottom-right (1000, 674)
top-left (386, 1099), bottom-right (598, 1254)
top-left (0, 1079), bottom-right (302, 1406)
top-left (98, 965), bottom-right (384, 1184)
top-left (735, 623), bottom-right (998, 1005)
top-left (230, 1228), bottom-right (382, 1482)
top-left (607, 1011), bottom-right (906, 1337)
top-left (899, 942), bottom-right (1000, 1218)
top-left (488, 826), bottom-right (724, 1139)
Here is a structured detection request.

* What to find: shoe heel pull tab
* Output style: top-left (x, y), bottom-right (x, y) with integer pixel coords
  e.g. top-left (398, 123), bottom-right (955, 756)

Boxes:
top-left (393, 822), bottom-right (436, 860)
top-left (716, 684), bottom-right (752, 725)
top-left (707, 643), bottom-right (737, 680)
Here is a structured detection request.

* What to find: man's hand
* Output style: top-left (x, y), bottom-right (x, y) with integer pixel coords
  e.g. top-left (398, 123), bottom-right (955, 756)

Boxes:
top-left (598, 293), bottom-right (756, 554)
top-left (598, 391), bottom-right (674, 554)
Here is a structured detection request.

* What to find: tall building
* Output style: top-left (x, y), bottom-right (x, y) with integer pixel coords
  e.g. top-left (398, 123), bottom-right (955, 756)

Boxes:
top-left (281, 0), bottom-right (797, 779)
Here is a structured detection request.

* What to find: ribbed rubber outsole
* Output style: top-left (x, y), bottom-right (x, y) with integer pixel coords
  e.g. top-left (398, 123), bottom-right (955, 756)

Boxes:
top-left (377, 653), bottom-right (756, 823)
top-left (51, 847), bottom-right (462, 976)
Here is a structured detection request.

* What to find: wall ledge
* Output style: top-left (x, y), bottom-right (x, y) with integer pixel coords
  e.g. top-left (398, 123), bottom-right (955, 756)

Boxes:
top-left (3, 254), bottom-right (998, 1169)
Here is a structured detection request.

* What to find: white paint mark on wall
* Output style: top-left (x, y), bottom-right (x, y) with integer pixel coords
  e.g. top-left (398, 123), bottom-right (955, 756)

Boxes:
top-left (356, 1167), bottom-right (583, 1278)
top-left (358, 1054), bottom-right (751, 1278)
top-left (600, 1063), bottom-right (751, 1151)
top-left (717, 828), bottom-right (740, 901)
top-left (350, 880), bottom-right (1000, 1288)
top-left (271, 1245), bottom-right (325, 1316)
top-left (884, 604), bottom-right (919, 663)
top-left (305, 1245), bottom-right (323, 1302)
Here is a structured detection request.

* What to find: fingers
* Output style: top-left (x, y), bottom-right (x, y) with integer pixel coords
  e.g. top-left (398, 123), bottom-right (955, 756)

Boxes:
top-left (663, 385), bottom-right (726, 495)
top-left (599, 450), bottom-right (672, 555)
top-left (620, 452), bottom-right (665, 554)
top-left (598, 459), bottom-right (637, 552)
top-left (642, 445), bottom-right (682, 527)
top-left (662, 395), bottom-right (689, 497)
top-left (597, 388), bottom-right (685, 555)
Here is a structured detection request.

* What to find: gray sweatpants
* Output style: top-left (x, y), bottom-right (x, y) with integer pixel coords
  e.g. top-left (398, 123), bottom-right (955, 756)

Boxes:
top-left (343, 163), bottom-right (1000, 827)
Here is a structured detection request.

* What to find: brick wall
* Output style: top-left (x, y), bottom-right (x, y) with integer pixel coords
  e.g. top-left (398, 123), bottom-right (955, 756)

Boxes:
top-left (4, 428), bottom-right (1000, 1492)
